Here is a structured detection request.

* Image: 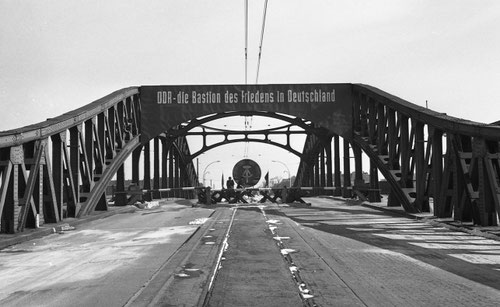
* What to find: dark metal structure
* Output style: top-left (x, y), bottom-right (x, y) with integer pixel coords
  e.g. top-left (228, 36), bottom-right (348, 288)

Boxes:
top-left (1, 84), bottom-right (499, 234)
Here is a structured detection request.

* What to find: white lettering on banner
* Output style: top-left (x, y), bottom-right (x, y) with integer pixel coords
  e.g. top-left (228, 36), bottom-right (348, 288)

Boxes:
top-left (177, 92), bottom-right (189, 104)
top-left (156, 88), bottom-right (336, 105)
top-left (191, 91), bottom-right (222, 104)
top-left (240, 91), bottom-right (275, 103)
top-left (287, 90), bottom-right (335, 103)
top-left (157, 91), bottom-right (173, 104)
top-left (224, 91), bottom-right (239, 103)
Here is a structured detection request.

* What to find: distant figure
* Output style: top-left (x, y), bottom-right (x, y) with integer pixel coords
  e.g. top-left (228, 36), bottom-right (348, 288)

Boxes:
top-left (226, 177), bottom-right (235, 190)
top-left (226, 177), bottom-right (236, 203)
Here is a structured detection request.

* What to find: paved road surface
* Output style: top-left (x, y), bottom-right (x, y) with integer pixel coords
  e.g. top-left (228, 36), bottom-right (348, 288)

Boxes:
top-left (204, 198), bottom-right (500, 306)
top-left (1, 197), bottom-right (500, 306)
top-left (0, 199), bottom-right (214, 307)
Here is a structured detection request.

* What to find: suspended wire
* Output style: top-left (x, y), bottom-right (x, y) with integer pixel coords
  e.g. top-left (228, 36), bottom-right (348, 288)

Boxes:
top-left (244, 0), bottom-right (248, 84)
top-left (243, 0), bottom-right (249, 155)
top-left (255, 0), bottom-right (269, 84)
top-left (243, 115), bottom-right (250, 157)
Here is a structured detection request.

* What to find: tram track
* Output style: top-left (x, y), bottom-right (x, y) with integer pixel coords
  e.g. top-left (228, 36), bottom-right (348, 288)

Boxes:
top-left (259, 206), bottom-right (319, 307)
top-left (263, 208), bottom-right (368, 306)
top-left (124, 208), bottom-right (234, 307)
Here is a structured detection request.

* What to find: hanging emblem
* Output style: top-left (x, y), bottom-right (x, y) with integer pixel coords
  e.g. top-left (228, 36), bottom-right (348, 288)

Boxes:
top-left (232, 159), bottom-right (262, 188)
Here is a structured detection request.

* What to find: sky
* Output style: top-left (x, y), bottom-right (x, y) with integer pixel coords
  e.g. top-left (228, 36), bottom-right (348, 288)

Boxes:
top-left (1, 0), bottom-right (500, 187)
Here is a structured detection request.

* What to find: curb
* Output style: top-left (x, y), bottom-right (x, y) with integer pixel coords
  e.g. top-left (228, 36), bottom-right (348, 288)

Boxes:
top-left (0, 205), bottom-right (137, 250)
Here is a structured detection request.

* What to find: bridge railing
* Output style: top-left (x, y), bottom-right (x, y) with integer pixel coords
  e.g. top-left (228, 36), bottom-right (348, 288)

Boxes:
top-left (2, 83), bottom-right (499, 233)
top-left (0, 87), bottom-right (141, 233)
top-left (352, 84), bottom-right (500, 226)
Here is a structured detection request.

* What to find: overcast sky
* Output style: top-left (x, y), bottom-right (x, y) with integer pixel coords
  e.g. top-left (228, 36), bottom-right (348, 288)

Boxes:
top-left (1, 0), bottom-right (499, 186)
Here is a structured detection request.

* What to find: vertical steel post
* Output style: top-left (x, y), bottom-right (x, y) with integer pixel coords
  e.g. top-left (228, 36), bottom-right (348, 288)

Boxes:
top-left (161, 139), bottom-right (168, 190)
top-left (369, 159), bottom-right (381, 202)
top-left (334, 135), bottom-right (342, 196)
top-left (84, 119), bottom-right (94, 184)
top-left (414, 121), bottom-right (427, 211)
top-left (143, 141), bottom-right (151, 190)
top-left (353, 143), bottom-right (363, 187)
top-left (320, 147), bottom-right (326, 188)
top-left (325, 137), bottom-right (333, 194)
top-left (399, 115), bottom-right (410, 187)
top-left (431, 128), bottom-right (443, 214)
top-left (132, 146), bottom-right (141, 185)
top-left (387, 108), bottom-right (397, 169)
top-left (153, 137), bottom-right (160, 199)
top-left (169, 150), bottom-right (174, 197)
top-left (69, 126), bottom-right (80, 217)
top-left (115, 164), bottom-right (126, 206)
top-left (343, 139), bottom-right (351, 198)
top-left (51, 133), bottom-right (64, 219)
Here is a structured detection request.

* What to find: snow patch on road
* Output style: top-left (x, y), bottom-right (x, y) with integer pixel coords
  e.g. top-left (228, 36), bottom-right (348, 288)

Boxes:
top-left (189, 217), bottom-right (210, 225)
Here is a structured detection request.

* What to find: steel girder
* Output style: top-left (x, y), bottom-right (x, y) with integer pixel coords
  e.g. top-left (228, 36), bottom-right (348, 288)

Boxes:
top-left (352, 85), bottom-right (500, 225)
top-left (182, 123), bottom-right (306, 160)
top-left (0, 88), bottom-right (141, 233)
top-left (157, 112), bottom-right (334, 198)
top-left (130, 133), bottom-right (199, 201)
top-left (2, 83), bottom-right (500, 234)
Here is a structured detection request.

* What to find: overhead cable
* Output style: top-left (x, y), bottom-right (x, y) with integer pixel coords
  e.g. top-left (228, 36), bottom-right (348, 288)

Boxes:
top-left (244, 0), bottom-right (248, 84)
top-left (255, 0), bottom-right (269, 84)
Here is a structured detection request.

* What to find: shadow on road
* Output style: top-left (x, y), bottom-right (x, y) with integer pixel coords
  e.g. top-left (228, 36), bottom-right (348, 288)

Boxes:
top-left (264, 198), bottom-right (500, 291)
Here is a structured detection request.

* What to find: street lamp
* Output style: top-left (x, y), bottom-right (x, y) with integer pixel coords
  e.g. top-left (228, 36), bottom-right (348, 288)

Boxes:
top-left (202, 160), bottom-right (221, 187)
top-left (272, 160), bottom-right (291, 188)
top-left (203, 171), bottom-right (210, 187)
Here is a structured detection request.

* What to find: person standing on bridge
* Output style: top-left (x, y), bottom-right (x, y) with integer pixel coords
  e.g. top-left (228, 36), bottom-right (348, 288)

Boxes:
top-left (226, 177), bottom-right (236, 202)
top-left (226, 177), bottom-right (235, 190)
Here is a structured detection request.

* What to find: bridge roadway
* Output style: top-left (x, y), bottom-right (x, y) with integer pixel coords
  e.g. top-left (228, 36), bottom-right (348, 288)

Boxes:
top-left (1, 198), bottom-right (500, 306)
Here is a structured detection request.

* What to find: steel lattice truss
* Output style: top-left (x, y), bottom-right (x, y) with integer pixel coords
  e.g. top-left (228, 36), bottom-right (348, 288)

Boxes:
top-left (1, 84), bottom-right (499, 235)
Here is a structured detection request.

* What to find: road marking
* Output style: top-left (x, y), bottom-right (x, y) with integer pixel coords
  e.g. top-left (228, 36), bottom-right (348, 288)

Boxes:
top-left (206, 208), bottom-right (237, 293)
top-left (258, 205), bottom-right (318, 306)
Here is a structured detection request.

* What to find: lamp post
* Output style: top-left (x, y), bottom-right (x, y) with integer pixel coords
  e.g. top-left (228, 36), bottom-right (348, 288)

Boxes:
top-left (203, 171), bottom-right (210, 187)
top-left (202, 160), bottom-right (221, 187)
top-left (272, 160), bottom-right (291, 188)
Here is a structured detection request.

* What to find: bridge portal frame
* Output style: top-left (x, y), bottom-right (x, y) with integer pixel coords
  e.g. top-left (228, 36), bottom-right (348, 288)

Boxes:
top-left (1, 83), bottom-right (500, 234)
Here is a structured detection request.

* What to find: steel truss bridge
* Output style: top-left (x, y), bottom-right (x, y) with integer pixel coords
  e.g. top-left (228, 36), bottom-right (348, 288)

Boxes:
top-left (1, 84), bottom-right (499, 234)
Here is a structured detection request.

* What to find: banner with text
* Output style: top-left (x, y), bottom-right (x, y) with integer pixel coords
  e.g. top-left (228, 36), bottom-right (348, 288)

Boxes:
top-left (140, 84), bottom-right (352, 142)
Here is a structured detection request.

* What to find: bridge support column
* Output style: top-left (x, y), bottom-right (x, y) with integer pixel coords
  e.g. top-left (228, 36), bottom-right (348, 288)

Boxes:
top-left (369, 160), bottom-right (381, 202)
top-left (51, 134), bottom-right (64, 219)
top-left (325, 137), bottom-right (333, 195)
top-left (399, 115), bottom-right (411, 188)
top-left (450, 135), bottom-right (470, 221)
top-left (153, 138), bottom-right (160, 199)
top-left (431, 128), bottom-right (443, 215)
top-left (314, 154), bottom-right (320, 196)
top-left (342, 139), bottom-right (352, 198)
top-left (132, 146), bottom-right (141, 185)
top-left (143, 141), bottom-right (151, 201)
top-left (474, 138), bottom-right (499, 226)
top-left (320, 148), bottom-right (326, 189)
top-left (352, 144), bottom-right (364, 187)
top-left (414, 121), bottom-right (428, 211)
top-left (115, 164), bottom-right (127, 206)
top-left (333, 135), bottom-right (342, 196)
top-left (168, 150), bottom-right (174, 198)
top-left (161, 139), bottom-right (169, 198)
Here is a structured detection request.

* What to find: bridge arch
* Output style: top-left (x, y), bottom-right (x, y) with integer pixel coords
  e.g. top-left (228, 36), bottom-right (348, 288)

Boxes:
top-left (161, 111), bottom-right (327, 160)
top-left (1, 83), bottom-right (500, 234)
